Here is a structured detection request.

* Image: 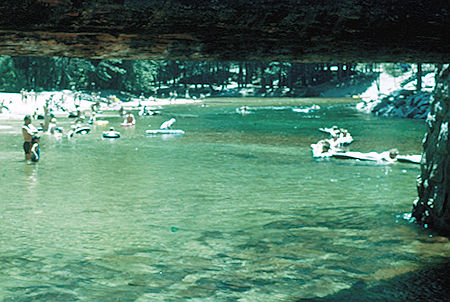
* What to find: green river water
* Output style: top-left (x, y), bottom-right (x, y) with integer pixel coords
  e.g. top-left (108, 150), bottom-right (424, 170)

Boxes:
top-left (0, 98), bottom-right (448, 301)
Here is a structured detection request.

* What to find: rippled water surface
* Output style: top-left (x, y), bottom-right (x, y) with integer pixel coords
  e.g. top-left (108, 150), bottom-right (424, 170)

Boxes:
top-left (0, 98), bottom-right (448, 301)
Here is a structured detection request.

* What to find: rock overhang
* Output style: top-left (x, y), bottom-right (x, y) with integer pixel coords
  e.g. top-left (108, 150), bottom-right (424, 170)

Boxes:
top-left (0, 0), bottom-right (448, 62)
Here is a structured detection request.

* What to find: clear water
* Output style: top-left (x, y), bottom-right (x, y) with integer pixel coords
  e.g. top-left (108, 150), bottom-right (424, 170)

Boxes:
top-left (0, 98), bottom-right (448, 301)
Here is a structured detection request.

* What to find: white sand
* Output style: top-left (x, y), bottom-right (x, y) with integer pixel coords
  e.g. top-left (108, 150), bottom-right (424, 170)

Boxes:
top-left (0, 90), bottom-right (203, 120)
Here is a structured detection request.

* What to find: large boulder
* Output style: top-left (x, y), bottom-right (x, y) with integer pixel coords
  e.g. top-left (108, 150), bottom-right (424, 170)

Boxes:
top-left (412, 65), bottom-right (450, 235)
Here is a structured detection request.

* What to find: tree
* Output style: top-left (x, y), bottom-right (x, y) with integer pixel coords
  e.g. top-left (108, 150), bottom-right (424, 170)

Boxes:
top-left (417, 63), bottom-right (422, 91)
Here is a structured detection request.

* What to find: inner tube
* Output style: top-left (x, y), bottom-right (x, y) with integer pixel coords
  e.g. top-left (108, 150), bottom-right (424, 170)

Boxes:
top-left (103, 131), bottom-right (120, 138)
top-left (145, 129), bottom-right (185, 135)
top-left (74, 126), bottom-right (91, 135)
top-left (94, 120), bottom-right (109, 126)
top-left (67, 126), bottom-right (91, 138)
top-left (120, 122), bottom-right (135, 127)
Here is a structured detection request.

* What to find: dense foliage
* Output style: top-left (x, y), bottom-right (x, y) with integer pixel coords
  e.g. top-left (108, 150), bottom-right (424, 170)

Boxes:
top-left (0, 56), bottom-right (363, 95)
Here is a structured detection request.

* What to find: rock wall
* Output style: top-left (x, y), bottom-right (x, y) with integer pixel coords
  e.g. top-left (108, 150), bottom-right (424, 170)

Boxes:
top-left (412, 64), bottom-right (449, 235)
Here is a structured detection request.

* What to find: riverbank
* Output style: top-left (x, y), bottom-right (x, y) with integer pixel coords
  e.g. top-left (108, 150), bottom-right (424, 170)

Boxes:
top-left (0, 90), bottom-right (203, 120)
top-left (0, 71), bottom-right (378, 120)
top-left (356, 70), bottom-right (435, 119)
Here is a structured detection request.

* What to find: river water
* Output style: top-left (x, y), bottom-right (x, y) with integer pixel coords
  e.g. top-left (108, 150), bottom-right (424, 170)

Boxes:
top-left (0, 98), bottom-right (448, 301)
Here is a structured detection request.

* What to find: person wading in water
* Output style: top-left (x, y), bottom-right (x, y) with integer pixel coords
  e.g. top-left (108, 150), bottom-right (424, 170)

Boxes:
top-left (22, 115), bottom-right (38, 162)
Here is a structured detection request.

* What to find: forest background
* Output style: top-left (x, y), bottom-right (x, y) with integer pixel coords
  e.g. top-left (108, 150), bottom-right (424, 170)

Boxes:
top-left (0, 56), bottom-right (425, 98)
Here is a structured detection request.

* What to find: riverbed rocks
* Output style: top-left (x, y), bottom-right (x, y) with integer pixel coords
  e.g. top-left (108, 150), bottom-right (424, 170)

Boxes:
top-left (412, 64), bottom-right (450, 235)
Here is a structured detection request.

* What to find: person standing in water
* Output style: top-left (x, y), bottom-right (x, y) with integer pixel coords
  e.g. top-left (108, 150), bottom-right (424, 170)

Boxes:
top-left (30, 135), bottom-right (40, 162)
top-left (22, 115), bottom-right (38, 161)
top-left (123, 111), bottom-right (136, 125)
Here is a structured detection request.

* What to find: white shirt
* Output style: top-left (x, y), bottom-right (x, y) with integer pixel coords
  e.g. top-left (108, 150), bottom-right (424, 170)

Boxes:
top-left (160, 118), bottom-right (176, 129)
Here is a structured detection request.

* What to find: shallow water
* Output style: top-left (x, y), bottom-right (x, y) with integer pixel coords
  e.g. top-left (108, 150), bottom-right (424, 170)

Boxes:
top-left (0, 98), bottom-right (448, 301)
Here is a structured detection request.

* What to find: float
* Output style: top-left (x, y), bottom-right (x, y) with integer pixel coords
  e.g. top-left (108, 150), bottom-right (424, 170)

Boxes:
top-left (396, 154), bottom-right (421, 164)
top-left (145, 129), bottom-right (185, 135)
top-left (67, 126), bottom-right (91, 138)
top-left (120, 122), bottom-right (135, 127)
top-left (93, 120), bottom-right (109, 126)
top-left (103, 129), bottom-right (120, 138)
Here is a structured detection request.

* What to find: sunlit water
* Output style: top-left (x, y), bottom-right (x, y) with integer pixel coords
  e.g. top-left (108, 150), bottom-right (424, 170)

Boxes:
top-left (0, 98), bottom-right (448, 301)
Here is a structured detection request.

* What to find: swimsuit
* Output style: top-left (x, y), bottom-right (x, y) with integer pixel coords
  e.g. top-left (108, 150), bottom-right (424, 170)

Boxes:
top-left (23, 142), bottom-right (31, 154)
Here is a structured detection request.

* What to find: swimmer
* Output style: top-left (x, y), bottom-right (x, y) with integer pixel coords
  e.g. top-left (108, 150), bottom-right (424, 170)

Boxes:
top-left (103, 127), bottom-right (120, 138)
top-left (380, 148), bottom-right (399, 162)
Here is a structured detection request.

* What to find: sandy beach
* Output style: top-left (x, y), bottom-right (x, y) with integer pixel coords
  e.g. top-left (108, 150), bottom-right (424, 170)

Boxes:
top-left (0, 90), bottom-right (203, 120)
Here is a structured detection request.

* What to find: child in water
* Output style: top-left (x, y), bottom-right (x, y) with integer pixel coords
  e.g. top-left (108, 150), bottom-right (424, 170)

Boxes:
top-left (30, 135), bottom-right (40, 162)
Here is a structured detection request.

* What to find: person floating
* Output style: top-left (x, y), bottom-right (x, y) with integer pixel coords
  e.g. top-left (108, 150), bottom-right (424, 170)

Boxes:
top-left (67, 124), bottom-right (91, 138)
top-left (319, 126), bottom-right (354, 146)
top-left (103, 127), bottom-right (120, 138)
top-left (160, 118), bottom-right (176, 130)
top-left (311, 139), bottom-right (334, 158)
top-left (236, 105), bottom-right (250, 115)
top-left (379, 148), bottom-right (399, 162)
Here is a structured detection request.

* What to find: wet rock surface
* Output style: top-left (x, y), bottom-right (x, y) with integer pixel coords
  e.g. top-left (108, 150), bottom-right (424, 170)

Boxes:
top-left (412, 65), bottom-right (450, 235)
top-left (296, 260), bottom-right (450, 302)
top-left (363, 90), bottom-right (431, 119)
top-left (0, 0), bottom-right (449, 61)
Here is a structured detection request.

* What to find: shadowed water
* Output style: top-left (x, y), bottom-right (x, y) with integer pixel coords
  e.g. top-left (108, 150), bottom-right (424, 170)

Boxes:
top-left (0, 98), bottom-right (448, 301)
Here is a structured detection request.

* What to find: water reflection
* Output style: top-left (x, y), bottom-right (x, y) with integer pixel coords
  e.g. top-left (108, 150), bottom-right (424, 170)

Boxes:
top-left (23, 162), bottom-right (39, 190)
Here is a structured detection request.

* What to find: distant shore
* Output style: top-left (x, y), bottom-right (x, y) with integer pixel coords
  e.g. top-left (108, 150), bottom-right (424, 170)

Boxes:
top-left (0, 90), bottom-right (204, 120)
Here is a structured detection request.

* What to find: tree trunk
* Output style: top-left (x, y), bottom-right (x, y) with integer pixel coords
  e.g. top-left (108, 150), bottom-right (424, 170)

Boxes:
top-left (417, 63), bottom-right (422, 91)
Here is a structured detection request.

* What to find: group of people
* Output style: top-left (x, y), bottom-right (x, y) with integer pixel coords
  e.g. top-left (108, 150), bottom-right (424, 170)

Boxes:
top-left (312, 126), bottom-right (354, 156)
top-left (311, 125), bottom-right (400, 163)
top-left (23, 107), bottom-right (180, 161)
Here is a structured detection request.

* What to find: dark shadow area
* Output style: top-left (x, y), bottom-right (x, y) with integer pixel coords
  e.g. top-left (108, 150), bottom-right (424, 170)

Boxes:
top-left (296, 259), bottom-right (450, 302)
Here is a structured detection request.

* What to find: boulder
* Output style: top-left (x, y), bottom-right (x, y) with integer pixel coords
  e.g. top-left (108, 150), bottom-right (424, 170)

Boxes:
top-left (412, 64), bottom-right (450, 235)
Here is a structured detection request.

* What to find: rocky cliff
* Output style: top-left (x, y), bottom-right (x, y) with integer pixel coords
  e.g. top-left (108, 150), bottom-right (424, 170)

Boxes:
top-left (413, 65), bottom-right (449, 235)
top-left (0, 0), bottom-right (448, 62)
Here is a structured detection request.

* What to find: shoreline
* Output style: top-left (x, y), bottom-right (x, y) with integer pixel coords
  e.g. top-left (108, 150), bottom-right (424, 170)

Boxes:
top-left (0, 90), bottom-right (204, 120)
top-left (0, 90), bottom-right (363, 121)
top-left (0, 73), bottom-right (379, 120)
